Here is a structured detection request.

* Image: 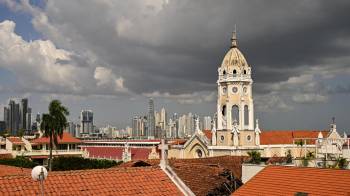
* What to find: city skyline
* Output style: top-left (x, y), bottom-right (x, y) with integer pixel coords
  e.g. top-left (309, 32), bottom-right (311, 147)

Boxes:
top-left (0, 1), bottom-right (350, 131)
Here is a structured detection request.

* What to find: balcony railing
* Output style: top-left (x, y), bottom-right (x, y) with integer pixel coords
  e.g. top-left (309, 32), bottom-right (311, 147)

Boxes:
top-left (218, 74), bottom-right (252, 82)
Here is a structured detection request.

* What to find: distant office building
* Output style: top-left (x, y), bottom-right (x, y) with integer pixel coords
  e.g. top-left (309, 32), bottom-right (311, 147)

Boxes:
top-left (0, 121), bottom-right (5, 133)
top-left (147, 98), bottom-right (155, 137)
top-left (132, 116), bottom-right (139, 137)
top-left (3, 98), bottom-right (31, 135)
top-left (125, 126), bottom-right (132, 137)
top-left (178, 114), bottom-right (187, 138)
top-left (167, 118), bottom-right (177, 138)
top-left (20, 98), bottom-right (28, 131)
top-left (203, 116), bottom-right (212, 130)
top-left (160, 107), bottom-right (167, 130)
top-left (75, 124), bottom-right (81, 138)
top-left (31, 113), bottom-right (41, 132)
top-left (132, 115), bottom-right (147, 138)
top-left (80, 110), bottom-right (93, 136)
top-left (25, 108), bottom-right (32, 131)
top-left (66, 121), bottom-right (76, 137)
top-left (100, 124), bottom-right (117, 138)
top-left (186, 113), bottom-right (195, 136)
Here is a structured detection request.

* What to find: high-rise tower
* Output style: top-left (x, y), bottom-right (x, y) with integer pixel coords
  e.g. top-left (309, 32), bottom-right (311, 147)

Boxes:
top-left (147, 98), bottom-right (155, 137)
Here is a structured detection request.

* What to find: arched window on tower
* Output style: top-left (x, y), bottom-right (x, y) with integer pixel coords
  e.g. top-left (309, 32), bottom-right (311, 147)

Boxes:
top-left (232, 105), bottom-right (239, 124)
top-left (222, 105), bottom-right (226, 116)
top-left (233, 69), bottom-right (237, 75)
top-left (244, 105), bottom-right (249, 125)
top-left (243, 70), bottom-right (247, 74)
top-left (223, 70), bottom-right (226, 75)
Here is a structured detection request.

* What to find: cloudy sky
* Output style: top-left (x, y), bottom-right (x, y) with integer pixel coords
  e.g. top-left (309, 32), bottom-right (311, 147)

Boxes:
top-left (0, 0), bottom-right (349, 131)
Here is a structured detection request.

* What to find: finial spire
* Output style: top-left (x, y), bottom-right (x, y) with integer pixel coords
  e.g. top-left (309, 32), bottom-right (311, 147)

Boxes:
top-left (231, 25), bottom-right (238, 48)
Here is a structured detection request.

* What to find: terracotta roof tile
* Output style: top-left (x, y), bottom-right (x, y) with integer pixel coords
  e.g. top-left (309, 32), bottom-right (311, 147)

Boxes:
top-left (6, 137), bottom-right (24, 145)
top-left (168, 156), bottom-right (247, 195)
top-left (30, 132), bottom-right (81, 144)
top-left (119, 156), bottom-right (247, 195)
top-left (0, 165), bottom-right (30, 177)
top-left (0, 167), bottom-right (182, 195)
top-left (260, 130), bottom-right (329, 145)
top-left (202, 130), bottom-right (212, 141)
top-left (233, 166), bottom-right (350, 196)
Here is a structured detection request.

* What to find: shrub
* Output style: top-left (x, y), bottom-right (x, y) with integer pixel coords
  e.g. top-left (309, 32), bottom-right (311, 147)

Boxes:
top-left (0, 156), bottom-right (38, 168)
top-left (52, 157), bottom-right (121, 171)
top-left (247, 151), bottom-right (261, 164)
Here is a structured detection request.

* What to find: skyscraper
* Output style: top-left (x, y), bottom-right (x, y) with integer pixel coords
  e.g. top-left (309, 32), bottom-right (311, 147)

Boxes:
top-left (132, 115), bottom-right (140, 137)
top-left (160, 107), bottom-right (167, 131)
top-left (20, 98), bottom-right (28, 131)
top-left (80, 110), bottom-right (93, 136)
top-left (147, 98), bottom-right (155, 137)
top-left (3, 98), bottom-right (31, 135)
top-left (203, 116), bottom-right (212, 130)
top-left (26, 108), bottom-right (32, 131)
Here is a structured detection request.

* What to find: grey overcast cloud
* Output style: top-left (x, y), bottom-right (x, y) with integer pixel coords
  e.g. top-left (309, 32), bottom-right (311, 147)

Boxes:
top-left (0, 0), bottom-right (350, 131)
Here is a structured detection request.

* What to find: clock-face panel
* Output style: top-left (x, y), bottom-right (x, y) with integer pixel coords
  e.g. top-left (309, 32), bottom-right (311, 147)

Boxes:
top-left (232, 87), bottom-right (238, 93)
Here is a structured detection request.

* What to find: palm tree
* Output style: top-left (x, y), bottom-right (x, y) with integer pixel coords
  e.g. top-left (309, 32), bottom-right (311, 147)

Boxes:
top-left (40, 100), bottom-right (69, 171)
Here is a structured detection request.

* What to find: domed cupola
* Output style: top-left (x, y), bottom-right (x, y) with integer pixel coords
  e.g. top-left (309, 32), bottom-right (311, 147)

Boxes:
top-left (219, 32), bottom-right (251, 78)
top-left (216, 30), bottom-right (254, 132)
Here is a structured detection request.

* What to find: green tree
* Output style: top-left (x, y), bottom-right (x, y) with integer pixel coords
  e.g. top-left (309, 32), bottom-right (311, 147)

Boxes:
top-left (247, 150), bottom-right (261, 164)
top-left (17, 128), bottom-right (25, 138)
top-left (40, 100), bottom-right (69, 171)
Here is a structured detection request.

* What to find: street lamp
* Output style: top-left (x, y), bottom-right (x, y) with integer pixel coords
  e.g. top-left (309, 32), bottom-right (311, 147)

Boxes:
top-left (31, 166), bottom-right (48, 196)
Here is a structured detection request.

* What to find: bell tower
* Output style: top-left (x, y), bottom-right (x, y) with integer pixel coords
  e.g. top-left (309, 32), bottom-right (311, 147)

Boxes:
top-left (216, 31), bottom-right (254, 132)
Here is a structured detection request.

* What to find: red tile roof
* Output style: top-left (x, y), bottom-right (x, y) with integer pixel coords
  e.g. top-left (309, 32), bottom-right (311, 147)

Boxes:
top-left (31, 132), bottom-right (81, 144)
top-left (168, 139), bottom-right (187, 145)
top-left (260, 130), bottom-right (329, 145)
top-left (233, 166), bottom-right (350, 196)
top-left (203, 130), bottom-right (212, 141)
top-left (0, 167), bottom-right (182, 195)
top-left (0, 165), bottom-right (30, 177)
top-left (82, 146), bottom-right (152, 160)
top-left (119, 156), bottom-right (247, 196)
top-left (6, 137), bottom-right (24, 145)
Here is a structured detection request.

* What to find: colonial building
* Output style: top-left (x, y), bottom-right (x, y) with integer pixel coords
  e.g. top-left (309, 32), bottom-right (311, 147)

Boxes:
top-left (167, 32), bottom-right (348, 160)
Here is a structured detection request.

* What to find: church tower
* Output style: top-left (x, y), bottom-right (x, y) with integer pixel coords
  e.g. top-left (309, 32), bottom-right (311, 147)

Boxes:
top-left (216, 31), bottom-right (254, 134)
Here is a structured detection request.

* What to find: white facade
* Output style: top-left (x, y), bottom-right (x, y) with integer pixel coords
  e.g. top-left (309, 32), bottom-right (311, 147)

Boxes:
top-left (216, 31), bottom-right (254, 131)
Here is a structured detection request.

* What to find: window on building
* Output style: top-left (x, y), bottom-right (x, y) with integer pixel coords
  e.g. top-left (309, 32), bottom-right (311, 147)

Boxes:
top-left (220, 135), bottom-right (225, 141)
top-left (196, 149), bottom-right (203, 158)
top-left (222, 105), bottom-right (226, 116)
top-left (247, 135), bottom-right (252, 142)
top-left (232, 105), bottom-right (239, 124)
top-left (244, 105), bottom-right (249, 125)
top-left (223, 70), bottom-right (226, 75)
top-left (233, 69), bottom-right (237, 74)
top-left (244, 70), bottom-right (247, 74)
